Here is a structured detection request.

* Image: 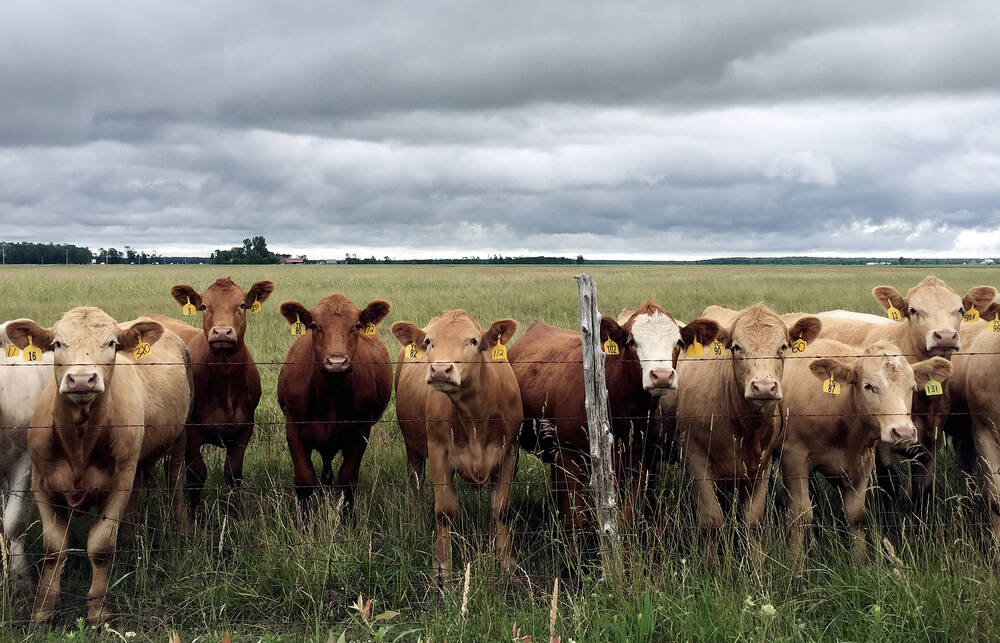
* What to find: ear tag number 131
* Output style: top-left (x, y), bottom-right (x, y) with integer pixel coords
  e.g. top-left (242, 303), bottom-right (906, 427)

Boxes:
top-left (925, 379), bottom-right (943, 396)
top-left (491, 339), bottom-right (507, 361)
top-left (22, 336), bottom-right (42, 363)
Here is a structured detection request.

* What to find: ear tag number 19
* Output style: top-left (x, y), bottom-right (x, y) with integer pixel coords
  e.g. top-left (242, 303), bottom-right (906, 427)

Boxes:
top-left (290, 314), bottom-right (306, 336)
top-left (924, 379), bottom-right (943, 396)
top-left (964, 306), bottom-right (980, 322)
top-left (22, 336), bottom-right (42, 363)
top-left (886, 304), bottom-right (902, 321)
top-left (4, 343), bottom-right (20, 358)
top-left (250, 299), bottom-right (261, 314)
top-left (182, 297), bottom-right (196, 316)
top-left (603, 338), bottom-right (620, 355)
top-left (491, 339), bottom-right (507, 361)
top-left (822, 376), bottom-right (840, 395)
top-left (362, 322), bottom-right (377, 336)
top-left (709, 339), bottom-right (725, 357)
top-left (686, 338), bottom-right (703, 358)
top-left (133, 333), bottom-right (151, 360)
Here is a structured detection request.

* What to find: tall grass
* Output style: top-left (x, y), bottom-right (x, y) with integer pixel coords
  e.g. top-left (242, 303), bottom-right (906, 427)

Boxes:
top-left (1, 264), bottom-right (998, 641)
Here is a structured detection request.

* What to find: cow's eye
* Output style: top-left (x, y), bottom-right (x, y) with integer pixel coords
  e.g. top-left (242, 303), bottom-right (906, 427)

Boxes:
top-left (52, 340), bottom-right (63, 349)
top-left (730, 344), bottom-right (741, 352)
top-left (470, 337), bottom-right (478, 346)
top-left (106, 340), bottom-right (117, 349)
top-left (864, 383), bottom-right (878, 394)
top-left (909, 308), bottom-right (919, 316)
top-left (779, 344), bottom-right (788, 353)
top-left (956, 309), bottom-right (965, 316)
top-left (198, 304), bottom-right (207, 312)
top-left (423, 338), bottom-right (431, 347)
top-left (310, 323), bottom-right (321, 331)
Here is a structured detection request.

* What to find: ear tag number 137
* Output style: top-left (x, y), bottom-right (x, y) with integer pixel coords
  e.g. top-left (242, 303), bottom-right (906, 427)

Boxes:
top-left (290, 314), bottom-right (306, 336)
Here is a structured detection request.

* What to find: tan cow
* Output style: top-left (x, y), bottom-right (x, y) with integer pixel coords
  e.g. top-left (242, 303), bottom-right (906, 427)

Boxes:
top-left (392, 311), bottom-right (521, 585)
top-left (677, 304), bottom-right (821, 561)
top-left (6, 308), bottom-right (190, 625)
top-left (781, 338), bottom-right (951, 562)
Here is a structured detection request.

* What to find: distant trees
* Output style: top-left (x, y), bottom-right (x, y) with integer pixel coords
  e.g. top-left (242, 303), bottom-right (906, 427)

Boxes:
top-left (210, 236), bottom-right (280, 264)
top-left (0, 242), bottom-right (93, 264)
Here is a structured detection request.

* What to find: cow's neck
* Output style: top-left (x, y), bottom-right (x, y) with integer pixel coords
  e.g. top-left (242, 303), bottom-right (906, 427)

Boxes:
top-left (52, 392), bottom-right (112, 470)
top-left (447, 360), bottom-right (505, 426)
top-left (881, 321), bottom-right (924, 363)
top-left (204, 343), bottom-right (251, 375)
top-left (722, 361), bottom-right (779, 468)
top-left (834, 390), bottom-right (879, 450)
top-left (606, 348), bottom-right (654, 414)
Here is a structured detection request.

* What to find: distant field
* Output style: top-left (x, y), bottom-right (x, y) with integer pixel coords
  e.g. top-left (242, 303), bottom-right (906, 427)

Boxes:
top-left (2, 264), bottom-right (999, 641)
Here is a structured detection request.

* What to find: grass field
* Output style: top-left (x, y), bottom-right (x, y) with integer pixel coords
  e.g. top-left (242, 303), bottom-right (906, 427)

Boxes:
top-left (2, 263), bottom-right (1000, 642)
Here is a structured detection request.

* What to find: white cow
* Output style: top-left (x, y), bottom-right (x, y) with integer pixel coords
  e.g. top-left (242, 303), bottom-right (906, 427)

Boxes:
top-left (0, 320), bottom-right (53, 587)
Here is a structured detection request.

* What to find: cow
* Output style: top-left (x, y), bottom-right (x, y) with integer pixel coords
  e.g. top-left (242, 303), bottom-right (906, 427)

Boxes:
top-left (508, 300), bottom-right (721, 531)
top-left (392, 310), bottom-right (521, 585)
top-left (678, 304), bottom-right (821, 561)
top-left (6, 308), bottom-right (190, 625)
top-left (0, 321), bottom-right (54, 588)
top-left (276, 294), bottom-right (392, 519)
top-left (780, 338), bottom-right (951, 562)
top-left (148, 277), bottom-right (274, 512)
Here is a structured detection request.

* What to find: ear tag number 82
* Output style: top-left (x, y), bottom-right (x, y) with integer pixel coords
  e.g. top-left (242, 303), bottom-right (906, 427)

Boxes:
top-left (822, 376), bottom-right (840, 395)
top-left (407, 343), bottom-right (424, 359)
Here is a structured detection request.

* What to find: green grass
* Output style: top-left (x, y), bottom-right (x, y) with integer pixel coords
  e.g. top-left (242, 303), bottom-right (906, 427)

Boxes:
top-left (2, 264), bottom-right (1000, 641)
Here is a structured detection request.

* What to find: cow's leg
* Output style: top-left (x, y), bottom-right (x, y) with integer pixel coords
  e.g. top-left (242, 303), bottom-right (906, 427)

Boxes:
top-left (873, 442), bottom-right (900, 526)
top-left (3, 453), bottom-right (32, 587)
top-left (741, 468), bottom-right (771, 566)
top-left (286, 422), bottom-right (317, 516)
top-left (31, 493), bottom-right (71, 624)
top-left (843, 464), bottom-right (873, 564)
top-left (85, 482), bottom-right (134, 626)
top-left (428, 444), bottom-right (457, 588)
top-left (491, 446), bottom-right (519, 573)
top-left (185, 429), bottom-right (208, 515)
top-left (405, 447), bottom-right (426, 495)
top-left (972, 419), bottom-right (1000, 545)
top-left (687, 450), bottom-right (723, 565)
top-left (552, 451), bottom-right (587, 533)
top-left (336, 432), bottom-right (370, 522)
top-left (781, 454), bottom-right (813, 564)
top-left (165, 431), bottom-right (189, 530)
top-left (223, 425), bottom-right (253, 493)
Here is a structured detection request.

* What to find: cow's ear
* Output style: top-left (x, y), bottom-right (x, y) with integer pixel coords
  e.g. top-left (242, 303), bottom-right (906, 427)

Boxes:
top-left (391, 321), bottom-right (425, 348)
top-left (982, 302), bottom-right (1000, 322)
top-left (5, 319), bottom-right (53, 350)
top-left (714, 327), bottom-right (730, 348)
top-left (482, 319), bottom-right (517, 350)
top-left (873, 286), bottom-right (907, 317)
top-left (170, 285), bottom-right (201, 309)
top-left (788, 316), bottom-right (822, 344)
top-left (809, 357), bottom-right (857, 386)
top-left (599, 316), bottom-right (630, 347)
top-left (279, 302), bottom-right (313, 328)
top-left (912, 357), bottom-right (953, 390)
top-left (680, 318), bottom-right (721, 347)
top-left (243, 281), bottom-right (275, 308)
top-left (963, 286), bottom-right (997, 317)
top-left (118, 320), bottom-right (164, 353)
top-left (359, 300), bottom-right (391, 327)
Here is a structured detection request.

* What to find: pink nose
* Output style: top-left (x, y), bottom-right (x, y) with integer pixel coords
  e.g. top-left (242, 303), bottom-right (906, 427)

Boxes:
top-left (428, 362), bottom-right (455, 380)
top-left (931, 329), bottom-right (959, 346)
top-left (749, 378), bottom-right (779, 398)
top-left (889, 424), bottom-right (917, 442)
top-left (208, 326), bottom-right (237, 342)
top-left (322, 354), bottom-right (351, 373)
top-left (648, 368), bottom-right (676, 388)
top-left (65, 371), bottom-right (99, 392)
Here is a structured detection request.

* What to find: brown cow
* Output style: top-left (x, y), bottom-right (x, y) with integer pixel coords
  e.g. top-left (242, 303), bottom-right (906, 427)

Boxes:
top-left (7, 308), bottom-right (190, 625)
top-left (781, 338), bottom-right (951, 562)
top-left (509, 301), bottom-right (720, 530)
top-left (276, 294), bottom-right (392, 518)
top-left (392, 311), bottom-right (520, 585)
top-left (678, 304), bottom-right (821, 561)
top-left (149, 277), bottom-right (274, 511)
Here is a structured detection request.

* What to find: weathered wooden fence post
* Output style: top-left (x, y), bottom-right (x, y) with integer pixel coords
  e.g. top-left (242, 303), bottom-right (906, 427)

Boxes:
top-left (575, 273), bottom-right (622, 575)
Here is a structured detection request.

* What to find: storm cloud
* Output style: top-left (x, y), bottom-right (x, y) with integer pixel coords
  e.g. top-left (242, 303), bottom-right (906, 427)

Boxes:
top-left (2, 1), bottom-right (999, 258)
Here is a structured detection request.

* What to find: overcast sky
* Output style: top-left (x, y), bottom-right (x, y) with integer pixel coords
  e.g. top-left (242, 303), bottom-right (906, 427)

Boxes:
top-left (2, 1), bottom-right (999, 259)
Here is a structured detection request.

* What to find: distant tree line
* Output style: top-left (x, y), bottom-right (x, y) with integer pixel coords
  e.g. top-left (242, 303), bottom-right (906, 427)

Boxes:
top-left (1, 242), bottom-right (95, 264)
top-left (210, 236), bottom-right (280, 264)
top-left (341, 253), bottom-right (583, 265)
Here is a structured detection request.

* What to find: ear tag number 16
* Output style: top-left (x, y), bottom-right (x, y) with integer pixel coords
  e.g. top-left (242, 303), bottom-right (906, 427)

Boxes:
top-left (22, 336), bottom-right (42, 363)
top-left (290, 314), bottom-right (306, 336)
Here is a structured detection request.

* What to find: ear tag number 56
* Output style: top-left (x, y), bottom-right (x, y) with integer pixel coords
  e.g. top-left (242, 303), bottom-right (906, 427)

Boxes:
top-left (290, 314), bottom-right (306, 336)
top-left (22, 336), bottom-right (42, 363)
top-left (491, 339), bottom-right (507, 361)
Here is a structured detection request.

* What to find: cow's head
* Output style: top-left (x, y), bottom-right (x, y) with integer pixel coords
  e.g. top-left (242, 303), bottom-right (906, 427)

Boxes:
top-left (873, 277), bottom-right (995, 358)
top-left (170, 278), bottom-right (274, 353)
top-left (610, 300), bottom-right (720, 396)
top-left (809, 343), bottom-right (952, 444)
top-left (280, 295), bottom-right (390, 374)
top-left (392, 310), bottom-right (516, 396)
top-left (6, 308), bottom-right (163, 408)
top-left (715, 305), bottom-right (821, 406)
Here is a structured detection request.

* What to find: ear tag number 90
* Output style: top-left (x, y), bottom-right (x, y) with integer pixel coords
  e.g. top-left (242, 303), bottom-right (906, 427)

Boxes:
top-left (709, 339), bottom-right (725, 357)
top-left (603, 338), bottom-right (620, 355)
top-left (182, 297), bottom-right (197, 316)
top-left (22, 336), bottom-right (42, 363)
top-left (290, 314), bottom-right (306, 336)
top-left (886, 304), bottom-right (902, 321)
top-left (491, 340), bottom-right (507, 361)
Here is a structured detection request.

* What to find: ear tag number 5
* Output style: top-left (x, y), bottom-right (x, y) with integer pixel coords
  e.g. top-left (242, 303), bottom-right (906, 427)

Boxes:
top-left (362, 322), bottom-right (377, 336)
top-left (964, 306), bottom-right (980, 322)
top-left (22, 336), bottom-right (42, 363)
top-left (886, 304), bottom-right (902, 321)
top-left (491, 339), bottom-right (507, 361)
top-left (686, 338), bottom-right (703, 358)
top-left (603, 338), bottom-right (619, 355)
top-left (822, 376), bottom-right (840, 395)
top-left (290, 314), bottom-right (306, 336)
top-left (182, 297), bottom-right (197, 316)
top-left (133, 333), bottom-right (151, 360)
top-left (924, 379), bottom-right (943, 396)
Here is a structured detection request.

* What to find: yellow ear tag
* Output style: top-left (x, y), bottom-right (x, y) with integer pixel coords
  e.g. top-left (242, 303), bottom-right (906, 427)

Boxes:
top-left (491, 339), bottom-right (507, 361)
top-left (406, 343), bottom-right (424, 359)
top-left (964, 306), bottom-right (980, 322)
top-left (22, 336), bottom-right (42, 363)
top-left (290, 314), bottom-right (306, 336)
top-left (822, 376), bottom-right (841, 395)
top-left (885, 304), bottom-right (902, 321)
top-left (250, 300), bottom-right (261, 314)
top-left (5, 343), bottom-right (20, 358)
top-left (709, 338), bottom-right (725, 357)
top-left (991, 318), bottom-right (1000, 333)
top-left (182, 297), bottom-right (196, 316)
top-left (791, 338), bottom-right (808, 353)
top-left (686, 338), bottom-right (703, 358)
top-left (924, 379), bottom-right (943, 396)
top-left (362, 322), bottom-right (377, 336)
top-left (602, 338), bottom-right (620, 355)
top-left (133, 334), bottom-right (151, 360)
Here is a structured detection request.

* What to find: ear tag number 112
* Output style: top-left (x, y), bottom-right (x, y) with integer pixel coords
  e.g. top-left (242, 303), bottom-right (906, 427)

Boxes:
top-left (491, 339), bottom-right (507, 361)
top-left (362, 322), bottom-right (377, 336)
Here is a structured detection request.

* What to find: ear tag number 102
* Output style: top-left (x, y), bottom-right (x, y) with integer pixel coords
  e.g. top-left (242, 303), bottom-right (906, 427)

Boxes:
top-left (822, 376), bottom-right (840, 395)
top-left (603, 338), bottom-right (619, 355)
top-left (290, 314), bottom-right (306, 336)
top-left (22, 336), bottom-right (42, 363)
top-left (133, 333), bottom-right (151, 360)
top-left (491, 340), bottom-right (507, 361)
top-left (886, 304), bottom-right (902, 321)
top-left (182, 297), bottom-right (197, 316)
top-left (924, 379), bottom-right (943, 396)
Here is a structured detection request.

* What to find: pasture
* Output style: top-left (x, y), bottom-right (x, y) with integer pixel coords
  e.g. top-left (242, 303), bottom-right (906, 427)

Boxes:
top-left (2, 263), bottom-right (999, 641)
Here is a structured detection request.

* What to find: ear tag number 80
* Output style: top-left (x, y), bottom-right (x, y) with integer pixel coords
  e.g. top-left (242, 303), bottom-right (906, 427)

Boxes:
top-left (22, 336), bottom-right (42, 363)
top-left (491, 340), bottom-right (507, 361)
top-left (182, 297), bottom-right (197, 316)
top-left (924, 379), bottom-right (943, 396)
top-left (603, 338), bottom-right (620, 355)
top-left (133, 334), bottom-right (151, 360)
top-left (886, 304), bottom-right (902, 321)
top-left (686, 338), bottom-right (703, 358)
top-left (362, 322), bottom-right (377, 336)
top-left (290, 314), bottom-right (306, 336)
top-left (822, 376), bottom-right (840, 395)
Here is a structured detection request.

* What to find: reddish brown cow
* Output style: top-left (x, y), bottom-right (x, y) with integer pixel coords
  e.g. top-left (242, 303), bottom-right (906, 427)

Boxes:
top-left (277, 294), bottom-right (393, 518)
top-left (508, 301), bottom-right (720, 530)
top-left (393, 311), bottom-right (521, 584)
top-left (149, 277), bottom-right (274, 511)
